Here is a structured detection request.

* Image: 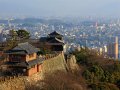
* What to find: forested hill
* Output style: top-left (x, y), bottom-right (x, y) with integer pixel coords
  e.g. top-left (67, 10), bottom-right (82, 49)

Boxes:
top-left (72, 48), bottom-right (120, 90)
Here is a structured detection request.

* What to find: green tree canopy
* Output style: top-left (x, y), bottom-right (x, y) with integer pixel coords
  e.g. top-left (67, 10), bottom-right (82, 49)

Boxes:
top-left (16, 29), bottom-right (30, 39)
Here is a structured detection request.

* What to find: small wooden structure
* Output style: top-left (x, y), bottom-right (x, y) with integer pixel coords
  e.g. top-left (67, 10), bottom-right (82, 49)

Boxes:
top-left (4, 42), bottom-right (42, 76)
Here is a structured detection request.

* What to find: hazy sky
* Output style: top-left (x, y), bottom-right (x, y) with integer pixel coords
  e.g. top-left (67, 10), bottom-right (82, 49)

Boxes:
top-left (0, 0), bottom-right (120, 18)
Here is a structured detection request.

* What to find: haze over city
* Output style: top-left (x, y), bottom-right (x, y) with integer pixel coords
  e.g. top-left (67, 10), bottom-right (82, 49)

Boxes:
top-left (1, 0), bottom-right (120, 90)
top-left (0, 0), bottom-right (120, 18)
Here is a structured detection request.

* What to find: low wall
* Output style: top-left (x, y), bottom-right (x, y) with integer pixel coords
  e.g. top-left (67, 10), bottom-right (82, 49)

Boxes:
top-left (40, 53), bottom-right (60, 60)
top-left (41, 53), bottom-right (67, 76)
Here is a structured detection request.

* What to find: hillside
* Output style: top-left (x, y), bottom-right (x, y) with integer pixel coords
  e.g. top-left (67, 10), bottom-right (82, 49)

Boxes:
top-left (72, 48), bottom-right (120, 90)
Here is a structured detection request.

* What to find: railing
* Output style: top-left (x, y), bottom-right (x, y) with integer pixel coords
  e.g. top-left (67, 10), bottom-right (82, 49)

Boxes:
top-left (39, 51), bottom-right (63, 61)
top-left (40, 53), bottom-right (60, 60)
top-left (0, 75), bottom-right (23, 83)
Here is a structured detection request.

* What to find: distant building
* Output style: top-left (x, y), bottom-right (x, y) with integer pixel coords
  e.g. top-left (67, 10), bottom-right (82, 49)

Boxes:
top-left (63, 43), bottom-right (68, 53)
top-left (97, 47), bottom-right (103, 55)
top-left (69, 44), bottom-right (81, 52)
top-left (96, 46), bottom-right (107, 56)
top-left (4, 42), bottom-right (42, 76)
top-left (0, 30), bottom-right (7, 42)
top-left (107, 37), bottom-right (119, 59)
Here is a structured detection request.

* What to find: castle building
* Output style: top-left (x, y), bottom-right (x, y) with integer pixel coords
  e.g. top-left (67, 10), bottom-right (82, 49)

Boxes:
top-left (4, 42), bottom-right (42, 76)
top-left (39, 31), bottom-right (64, 52)
top-left (48, 31), bottom-right (63, 40)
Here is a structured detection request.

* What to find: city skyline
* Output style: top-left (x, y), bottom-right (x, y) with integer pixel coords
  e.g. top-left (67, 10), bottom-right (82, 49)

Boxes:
top-left (0, 0), bottom-right (120, 18)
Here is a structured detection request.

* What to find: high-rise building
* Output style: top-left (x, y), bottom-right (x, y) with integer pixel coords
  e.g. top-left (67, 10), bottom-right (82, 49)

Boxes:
top-left (107, 37), bottom-right (119, 59)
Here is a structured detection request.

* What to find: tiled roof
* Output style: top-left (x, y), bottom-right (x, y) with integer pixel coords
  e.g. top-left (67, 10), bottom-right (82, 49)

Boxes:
top-left (48, 31), bottom-right (63, 37)
top-left (48, 37), bottom-right (64, 44)
top-left (5, 58), bottom-right (43, 69)
top-left (26, 58), bottom-right (43, 69)
top-left (39, 37), bottom-right (48, 42)
top-left (7, 42), bottom-right (39, 54)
